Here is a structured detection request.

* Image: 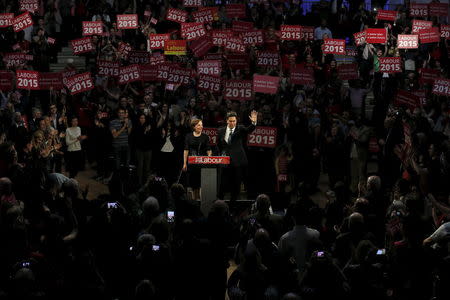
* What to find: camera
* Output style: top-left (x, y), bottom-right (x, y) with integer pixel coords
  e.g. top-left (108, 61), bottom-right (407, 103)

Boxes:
top-left (167, 211), bottom-right (175, 223)
top-left (107, 202), bottom-right (118, 209)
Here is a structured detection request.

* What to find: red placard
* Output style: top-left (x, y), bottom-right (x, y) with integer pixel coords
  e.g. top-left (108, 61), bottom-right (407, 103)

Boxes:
top-left (39, 72), bottom-right (63, 90)
top-left (3, 53), bottom-right (33, 68)
top-left (226, 4), bottom-right (246, 19)
top-left (12, 12), bottom-right (33, 32)
top-left (280, 25), bottom-right (302, 40)
top-left (139, 64), bottom-right (158, 82)
top-left (376, 10), bottom-right (397, 21)
top-left (118, 65), bottom-right (141, 84)
top-left (323, 39), bottom-right (346, 55)
top-left (197, 74), bottom-right (221, 93)
top-left (197, 60), bottom-right (221, 76)
top-left (192, 8), bottom-right (214, 23)
top-left (419, 68), bottom-right (440, 84)
top-left (166, 8), bottom-right (188, 23)
top-left (204, 53), bottom-right (222, 61)
top-left (429, 3), bottom-right (448, 17)
top-left (256, 51), bottom-right (280, 67)
top-left (16, 70), bottom-right (39, 90)
top-left (224, 80), bottom-right (253, 100)
top-left (253, 74), bottom-right (279, 94)
top-left (150, 53), bottom-right (166, 65)
top-left (337, 63), bottom-right (359, 80)
top-left (167, 66), bottom-right (193, 85)
top-left (188, 156), bottom-right (230, 165)
top-left (181, 22), bottom-right (206, 41)
top-left (165, 40), bottom-right (187, 55)
top-left (155, 64), bottom-right (176, 83)
top-left (47, 37), bottom-right (56, 45)
top-left (225, 36), bottom-right (246, 53)
top-left (82, 21), bottom-right (103, 36)
top-left (0, 71), bottom-right (13, 91)
top-left (97, 60), bottom-right (119, 77)
top-left (419, 27), bottom-right (440, 43)
top-left (247, 127), bottom-right (277, 148)
top-left (412, 19), bottom-right (432, 33)
top-left (395, 90), bottom-right (420, 110)
top-left (211, 30), bottom-right (233, 46)
top-left (241, 30), bottom-right (265, 46)
top-left (353, 31), bottom-right (366, 46)
top-left (118, 42), bottom-right (132, 59)
top-left (19, 0), bottom-right (39, 12)
top-left (410, 3), bottom-right (428, 17)
top-left (117, 14), bottom-right (138, 29)
top-left (62, 70), bottom-right (76, 87)
top-left (290, 67), bottom-right (314, 85)
top-left (397, 35), bottom-right (419, 49)
top-left (71, 37), bottom-right (93, 55)
top-left (441, 25), bottom-right (450, 39)
top-left (128, 50), bottom-right (150, 64)
top-left (189, 35), bottom-right (213, 57)
top-left (232, 20), bottom-right (254, 33)
top-left (412, 90), bottom-right (427, 106)
top-left (203, 128), bottom-right (218, 146)
top-left (432, 78), bottom-right (450, 96)
top-left (183, 0), bottom-right (202, 7)
top-left (226, 54), bottom-right (249, 70)
top-left (65, 72), bottom-right (94, 95)
top-left (366, 28), bottom-right (387, 44)
top-left (379, 57), bottom-right (402, 73)
top-left (149, 34), bottom-right (170, 50)
top-left (301, 26), bottom-right (314, 40)
top-left (0, 13), bottom-right (14, 28)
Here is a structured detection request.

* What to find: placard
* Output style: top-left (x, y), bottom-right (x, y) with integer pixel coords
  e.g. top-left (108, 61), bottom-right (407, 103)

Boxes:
top-left (139, 64), bottom-right (158, 82)
top-left (232, 20), bottom-right (254, 33)
top-left (227, 54), bottom-right (249, 70)
top-left (150, 53), bottom-right (166, 65)
top-left (379, 57), bottom-right (402, 73)
top-left (203, 127), bottom-right (218, 145)
top-left (164, 40), bottom-right (187, 55)
top-left (12, 12), bottom-right (33, 32)
top-left (301, 26), bottom-right (314, 40)
top-left (65, 72), bottom-right (94, 95)
top-left (323, 39), bottom-right (346, 55)
top-left (190, 35), bottom-right (213, 57)
top-left (62, 70), bottom-right (76, 87)
top-left (280, 25), bottom-right (302, 40)
top-left (353, 31), bottom-right (366, 46)
top-left (290, 67), bottom-right (314, 85)
top-left (192, 8), bottom-right (214, 23)
top-left (419, 27), bottom-right (440, 43)
top-left (39, 72), bottom-right (63, 90)
top-left (166, 66), bottom-right (193, 85)
top-left (16, 70), bottom-right (40, 90)
top-left (432, 78), bottom-right (450, 96)
top-left (397, 35), bottom-right (419, 49)
top-left (183, 0), bottom-right (202, 7)
top-left (128, 50), bottom-right (150, 64)
top-left (71, 37), bottom-right (93, 55)
top-left (149, 34), bottom-right (170, 49)
top-left (166, 8), bottom-right (188, 23)
top-left (197, 60), bottom-right (221, 76)
top-left (157, 63), bottom-right (180, 82)
top-left (224, 80), bottom-right (253, 100)
top-left (3, 53), bottom-right (33, 67)
top-left (181, 22), bottom-right (206, 41)
top-left (376, 10), bottom-right (397, 21)
top-left (429, 3), bottom-right (448, 17)
top-left (225, 36), bottom-right (245, 53)
top-left (412, 19), bottom-right (432, 33)
top-left (0, 71), bottom-right (13, 91)
top-left (19, 0), bottom-right (39, 12)
top-left (441, 25), bottom-right (450, 39)
top-left (0, 13), bottom-right (14, 28)
top-left (419, 68), bottom-right (440, 84)
top-left (412, 90), bottom-right (427, 106)
top-left (256, 51), bottom-right (280, 67)
top-left (337, 63), bottom-right (359, 80)
top-left (118, 64), bottom-right (141, 84)
top-left (226, 4), bottom-right (246, 19)
top-left (247, 126), bottom-right (277, 148)
top-left (197, 74), bottom-right (221, 93)
top-left (253, 74), bottom-right (279, 94)
top-left (117, 14), bottom-right (138, 29)
top-left (211, 30), bottom-right (233, 46)
top-left (97, 60), bottom-right (119, 77)
top-left (118, 42), bottom-right (132, 59)
top-left (241, 30), bottom-right (264, 46)
top-left (82, 21), bottom-right (103, 36)
top-left (366, 28), bottom-right (386, 44)
top-left (47, 37), bottom-right (56, 45)
top-left (395, 90), bottom-right (420, 110)
top-left (409, 3), bottom-right (428, 17)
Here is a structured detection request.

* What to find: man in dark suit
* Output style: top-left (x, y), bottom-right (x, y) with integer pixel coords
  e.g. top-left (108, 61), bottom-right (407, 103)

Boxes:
top-left (217, 111), bottom-right (257, 208)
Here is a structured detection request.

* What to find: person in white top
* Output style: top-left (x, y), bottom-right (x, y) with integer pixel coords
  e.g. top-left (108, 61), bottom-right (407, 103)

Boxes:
top-left (65, 117), bottom-right (87, 178)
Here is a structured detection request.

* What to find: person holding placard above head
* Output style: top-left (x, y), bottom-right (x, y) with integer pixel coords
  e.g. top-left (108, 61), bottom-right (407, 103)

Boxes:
top-left (183, 119), bottom-right (212, 201)
top-left (217, 111), bottom-right (257, 211)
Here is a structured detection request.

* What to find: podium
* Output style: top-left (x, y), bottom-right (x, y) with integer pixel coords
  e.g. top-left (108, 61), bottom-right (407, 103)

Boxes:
top-left (188, 156), bottom-right (230, 215)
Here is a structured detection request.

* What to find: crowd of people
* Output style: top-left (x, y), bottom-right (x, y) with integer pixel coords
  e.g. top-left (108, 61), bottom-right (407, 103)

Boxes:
top-left (0, 0), bottom-right (450, 299)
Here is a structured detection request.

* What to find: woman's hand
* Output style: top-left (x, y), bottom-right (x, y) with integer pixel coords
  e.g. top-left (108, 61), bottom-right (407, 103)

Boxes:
top-left (182, 163), bottom-right (187, 172)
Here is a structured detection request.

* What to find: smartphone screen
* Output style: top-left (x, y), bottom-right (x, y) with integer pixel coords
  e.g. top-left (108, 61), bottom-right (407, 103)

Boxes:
top-left (107, 202), bottom-right (118, 209)
top-left (152, 245), bottom-right (160, 251)
top-left (317, 251), bottom-right (324, 257)
top-left (167, 211), bottom-right (175, 223)
top-left (377, 249), bottom-right (386, 255)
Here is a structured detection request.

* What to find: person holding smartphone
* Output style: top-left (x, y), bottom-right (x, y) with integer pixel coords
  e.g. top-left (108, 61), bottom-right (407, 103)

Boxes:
top-left (183, 119), bottom-right (212, 200)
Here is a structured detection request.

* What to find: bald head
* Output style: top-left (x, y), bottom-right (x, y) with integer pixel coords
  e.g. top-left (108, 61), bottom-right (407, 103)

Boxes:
top-left (367, 176), bottom-right (381, 192)
top-left (349, 212), bottom-right (364, 232)
top-left (142, 196), bottom-right (159, 218)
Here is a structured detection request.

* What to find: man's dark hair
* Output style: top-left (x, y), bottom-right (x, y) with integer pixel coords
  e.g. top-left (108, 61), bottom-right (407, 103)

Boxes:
top-left (226, 111), bottom-right (237, 120)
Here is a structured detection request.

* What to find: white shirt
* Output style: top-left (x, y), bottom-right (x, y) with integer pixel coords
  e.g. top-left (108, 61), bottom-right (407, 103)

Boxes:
top-left (224, 127), bottom-right (235, 144)
top-left (65, 127), bottom-right (81, 152)
top-left (161, 134), bottom-right (174, 152)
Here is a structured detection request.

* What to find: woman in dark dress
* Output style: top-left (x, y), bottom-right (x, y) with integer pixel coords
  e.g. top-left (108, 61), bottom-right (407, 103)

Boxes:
top-left (182, 119), bottom-right (212, 200)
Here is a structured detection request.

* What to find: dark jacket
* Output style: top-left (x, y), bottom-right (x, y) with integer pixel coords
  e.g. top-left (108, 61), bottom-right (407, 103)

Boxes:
top-left (217, 124), bottom-right (256, 167)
